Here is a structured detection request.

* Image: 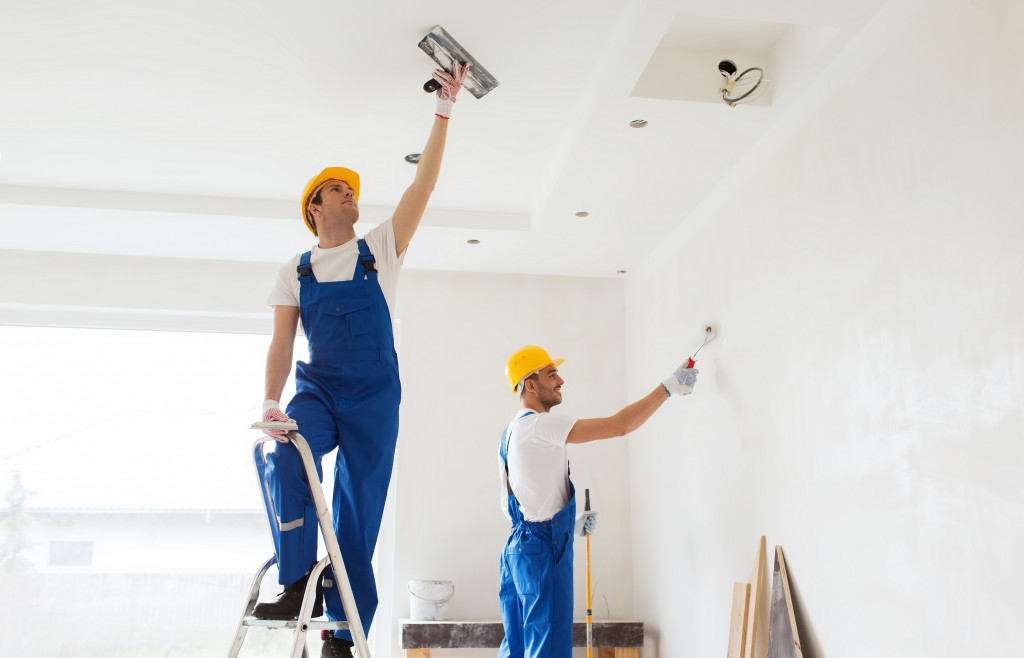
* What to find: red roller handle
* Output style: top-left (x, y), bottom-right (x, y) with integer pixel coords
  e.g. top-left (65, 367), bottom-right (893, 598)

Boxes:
top-left (687, 357), bottom-right (696, 368)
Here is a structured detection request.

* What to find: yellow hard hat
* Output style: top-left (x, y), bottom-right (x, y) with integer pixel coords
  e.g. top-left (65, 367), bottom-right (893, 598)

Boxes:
top-left (505, 345), bottom-right (565, 392)
top-left (300, 167), bottom-right (360, 234)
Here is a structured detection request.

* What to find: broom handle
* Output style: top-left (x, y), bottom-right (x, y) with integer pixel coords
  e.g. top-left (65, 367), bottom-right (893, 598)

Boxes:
top-left (585, 488), bottom-right (593, 658)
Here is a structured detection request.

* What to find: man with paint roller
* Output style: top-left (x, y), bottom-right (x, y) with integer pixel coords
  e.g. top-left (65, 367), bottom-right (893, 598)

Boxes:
top-left (498, 346), bottom-right (698, 658)
top-left (252, 63), bottom-right (469, 658)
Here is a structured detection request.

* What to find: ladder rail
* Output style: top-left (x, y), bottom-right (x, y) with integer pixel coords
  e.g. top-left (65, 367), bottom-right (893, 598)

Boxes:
top-left (228, 555), bottom-right (277, 657)
top-left (283, 431), bottom-right (371, 658)
top-left (232, 433), bottom-right (370, 658)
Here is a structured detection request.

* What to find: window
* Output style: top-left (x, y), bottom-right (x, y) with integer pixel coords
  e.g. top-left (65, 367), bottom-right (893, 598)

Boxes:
top-left (0, 325), bottom-right (316, 656)
top-left (48, 541), bottom-right (94, 567)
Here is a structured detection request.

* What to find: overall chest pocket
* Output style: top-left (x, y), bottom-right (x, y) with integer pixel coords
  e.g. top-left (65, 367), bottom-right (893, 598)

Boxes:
top-left (320, 297), bottom-right (377, 349)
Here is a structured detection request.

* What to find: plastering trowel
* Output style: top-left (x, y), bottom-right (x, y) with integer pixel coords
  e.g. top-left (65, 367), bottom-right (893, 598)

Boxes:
top-left (418, 25), bottom-right (499, 99)
top-left (250, 420), bottom-right (298, 431)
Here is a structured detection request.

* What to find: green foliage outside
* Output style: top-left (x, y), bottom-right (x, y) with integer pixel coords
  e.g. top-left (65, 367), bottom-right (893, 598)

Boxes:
top-left (0, 472), bottom-right (35, 573)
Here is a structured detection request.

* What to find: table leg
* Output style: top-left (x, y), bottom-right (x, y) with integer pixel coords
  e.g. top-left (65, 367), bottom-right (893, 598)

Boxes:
top-left (597, 649), bottom-right (638, 658)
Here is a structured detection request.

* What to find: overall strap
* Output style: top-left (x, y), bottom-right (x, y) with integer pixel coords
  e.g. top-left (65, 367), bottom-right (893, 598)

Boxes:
top-left (501, 411), bottom-right (537, 496)
top-left (355, 239), bottom-right (378, 279)
top-left (296, 250), bottom-right (316, 282)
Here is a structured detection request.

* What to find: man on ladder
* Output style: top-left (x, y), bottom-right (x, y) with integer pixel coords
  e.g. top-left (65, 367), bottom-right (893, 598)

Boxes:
top-left (254, 64), bottom-right (469, 658)
top-left (498, 346), bottom-right (698, 658)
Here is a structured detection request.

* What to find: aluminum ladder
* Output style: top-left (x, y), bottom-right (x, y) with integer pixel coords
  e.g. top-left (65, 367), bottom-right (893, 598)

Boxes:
top-left (228, 431), bottom-right (370, 658)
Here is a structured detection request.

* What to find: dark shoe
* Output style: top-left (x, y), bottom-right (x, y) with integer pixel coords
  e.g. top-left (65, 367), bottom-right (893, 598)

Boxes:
top-left (321, 631), bottom-right (354, 657)
top-left (252, 563), bottom-right (323, 619)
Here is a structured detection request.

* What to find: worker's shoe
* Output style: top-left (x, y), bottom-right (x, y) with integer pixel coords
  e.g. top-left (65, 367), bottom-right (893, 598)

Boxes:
top-left (252, 563), bottom-right (323, 619)
top-left (321, 631), bottom-right (354, 657)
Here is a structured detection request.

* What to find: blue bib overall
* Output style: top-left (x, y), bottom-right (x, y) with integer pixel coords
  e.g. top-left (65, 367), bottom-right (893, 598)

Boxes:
top-left (498, 412), bottom-right (577, 658)
top-left (264, 239), bottom-right (401, 642)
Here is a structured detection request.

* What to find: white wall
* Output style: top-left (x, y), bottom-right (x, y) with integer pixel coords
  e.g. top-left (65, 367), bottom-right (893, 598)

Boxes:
top-left (390, 269), bottom-right (631, 658)
top-left (624, 0), bottom-right (1024, 656)
top-left (0, 249), bottom-right (276, 333)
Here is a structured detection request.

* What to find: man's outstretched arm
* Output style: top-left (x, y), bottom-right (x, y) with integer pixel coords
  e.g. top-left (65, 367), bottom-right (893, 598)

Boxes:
top-left (392, 62), bottom-right (469, 256)
top-left (392, 115), bottom-right (448, 256)
top-left (567, 386), bottom-right (669, 444)
top-left (566, 364), bottom-right (698, 444)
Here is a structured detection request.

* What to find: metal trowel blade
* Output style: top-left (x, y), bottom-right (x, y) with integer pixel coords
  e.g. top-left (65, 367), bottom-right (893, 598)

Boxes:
top-left (250, 420), bottom-right (298, 431)
top-left (418, 25), bottom-right (499, 99)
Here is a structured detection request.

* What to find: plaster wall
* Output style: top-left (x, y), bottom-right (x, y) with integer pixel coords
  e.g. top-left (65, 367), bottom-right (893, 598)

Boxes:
top-left (389, 270), bottom-right (631, 658)
top-left (623, 0), bottom-right (1024, 656)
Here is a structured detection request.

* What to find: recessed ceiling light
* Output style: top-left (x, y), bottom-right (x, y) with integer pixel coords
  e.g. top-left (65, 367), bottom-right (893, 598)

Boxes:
top-left (404, 153), bottom-right (421, 164)
top-left (629, 119), bottom-right (648, 128)
top-left (574, 211), bottom-right (590, 218)
top-left (467, 239), bottom-right (480, 245)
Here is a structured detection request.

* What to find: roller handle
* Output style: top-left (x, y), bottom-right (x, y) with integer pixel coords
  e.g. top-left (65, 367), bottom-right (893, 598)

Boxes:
top-left (584, 488), bottom-right (591, 512)
top-left (687, 357), bottom-right (696, 368)
top-left (423, 79), bottom-right (442, 93)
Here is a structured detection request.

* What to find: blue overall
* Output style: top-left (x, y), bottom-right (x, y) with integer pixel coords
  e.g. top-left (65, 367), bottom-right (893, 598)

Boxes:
top-left (498, 412), bottom-right (577, 658)
top-left (264, 239), bottom-right (401, 642)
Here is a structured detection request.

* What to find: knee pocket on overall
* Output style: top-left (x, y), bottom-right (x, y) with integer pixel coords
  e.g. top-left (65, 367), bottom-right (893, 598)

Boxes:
top-left (265, 447), bottom-right (309, 490)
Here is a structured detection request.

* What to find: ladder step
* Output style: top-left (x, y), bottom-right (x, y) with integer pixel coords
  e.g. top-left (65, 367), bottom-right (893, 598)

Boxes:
top-left (242, 617), bottom-right (350, 631)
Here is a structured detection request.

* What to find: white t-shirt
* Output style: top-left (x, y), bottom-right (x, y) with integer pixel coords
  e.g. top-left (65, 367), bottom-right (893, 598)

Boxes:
top-left (499, 409), bottom-right (577, 522)
top-left (266, 220), bottom-right (405, 315)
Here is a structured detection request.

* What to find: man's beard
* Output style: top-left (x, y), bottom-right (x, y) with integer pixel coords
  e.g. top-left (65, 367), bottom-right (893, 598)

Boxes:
top-left (539, 389), bottom-right (562, 411)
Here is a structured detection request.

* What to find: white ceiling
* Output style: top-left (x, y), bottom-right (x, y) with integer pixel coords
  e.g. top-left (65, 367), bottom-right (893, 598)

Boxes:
top-left (0, 0), bottom-right (885, 278)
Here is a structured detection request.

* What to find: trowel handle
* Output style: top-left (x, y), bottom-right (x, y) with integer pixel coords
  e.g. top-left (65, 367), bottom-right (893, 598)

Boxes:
top-left (687, 357), bottom-right (696, 369)
top-left (423, 79), bottom-right (441, 93)
top-left (584, 488), bottom-right (591, 512)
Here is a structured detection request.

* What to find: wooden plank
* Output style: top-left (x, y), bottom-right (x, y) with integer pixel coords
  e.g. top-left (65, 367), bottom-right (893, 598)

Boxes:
top-left (744, 536), bottom-right (766, 658)
top-left (727, 581), bottom-right (750, 658)
top-left (767, 546), bottom-right (803, 658)
top-left (403, 650), bottom-right (431, 658)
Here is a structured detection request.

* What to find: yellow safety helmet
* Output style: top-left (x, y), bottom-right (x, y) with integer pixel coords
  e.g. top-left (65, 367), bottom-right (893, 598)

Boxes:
top-left (300, 167), bottom-right (361, 234)
top-left (505, 345), bottom-right (565, 393)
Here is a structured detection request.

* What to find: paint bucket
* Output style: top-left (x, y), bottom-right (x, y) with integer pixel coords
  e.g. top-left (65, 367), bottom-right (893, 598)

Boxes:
top-left (408, 580), bottom-right (455, 620)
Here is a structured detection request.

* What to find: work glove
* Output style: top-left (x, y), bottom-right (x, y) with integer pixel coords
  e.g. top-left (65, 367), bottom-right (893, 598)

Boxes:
top-left (432, 61), bottom-right (470, 119)
top-left (576, 511), bottom-right (598, 537)
top-left (261, 399), bottom-right (293, 443)
top-left (661, 364), bottom-right (699, 397)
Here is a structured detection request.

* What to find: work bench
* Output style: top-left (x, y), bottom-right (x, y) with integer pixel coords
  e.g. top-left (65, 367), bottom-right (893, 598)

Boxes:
top-left (399, 619), bottom-right (643, 657)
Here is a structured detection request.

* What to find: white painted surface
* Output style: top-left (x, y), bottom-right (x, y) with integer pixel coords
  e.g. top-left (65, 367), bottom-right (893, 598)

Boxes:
top-left (391, 270), bottom-right (631, 658)
top-left (625, 0), bottom-right (1024, 656)
top-left (0, 0), bottom-right (885, 278)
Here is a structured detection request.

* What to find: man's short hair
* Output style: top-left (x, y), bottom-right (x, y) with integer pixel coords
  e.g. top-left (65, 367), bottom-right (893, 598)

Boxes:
top-left (306, 191), bottom-right (323, 236)
top-left (519, 373), bottom-right (539, 398)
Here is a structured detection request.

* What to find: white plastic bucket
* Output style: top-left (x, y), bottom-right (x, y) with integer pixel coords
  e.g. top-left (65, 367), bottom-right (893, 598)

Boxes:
top-left (408, 580), bottom-right (455, 620)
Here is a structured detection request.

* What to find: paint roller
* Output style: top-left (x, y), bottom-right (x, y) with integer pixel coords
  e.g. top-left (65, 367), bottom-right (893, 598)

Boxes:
top-left (688, 325), bottom-right (714, 368)
top-left (418, 25), bottom-right (500, 99)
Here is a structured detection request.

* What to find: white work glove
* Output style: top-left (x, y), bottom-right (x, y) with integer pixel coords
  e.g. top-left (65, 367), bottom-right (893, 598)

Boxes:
top-left (661, 365), bottom-right (698, 396)
top-left (432, 61), bottom-right (470, 119)
top-left (261, 400), bottom-right (293, 443)
top-left (576, 511), bottom-right (598, 537)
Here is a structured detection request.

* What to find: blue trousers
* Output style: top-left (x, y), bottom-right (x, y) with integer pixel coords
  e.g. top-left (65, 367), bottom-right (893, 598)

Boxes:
top-left (265, 358), bottom-right (400, 641)
top-left (498, 492), bottom-right (576, 658)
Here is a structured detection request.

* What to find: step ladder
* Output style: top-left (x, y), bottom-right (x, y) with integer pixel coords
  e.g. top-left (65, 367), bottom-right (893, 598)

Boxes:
top-left (228, 431), bottom-right (371, 658)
